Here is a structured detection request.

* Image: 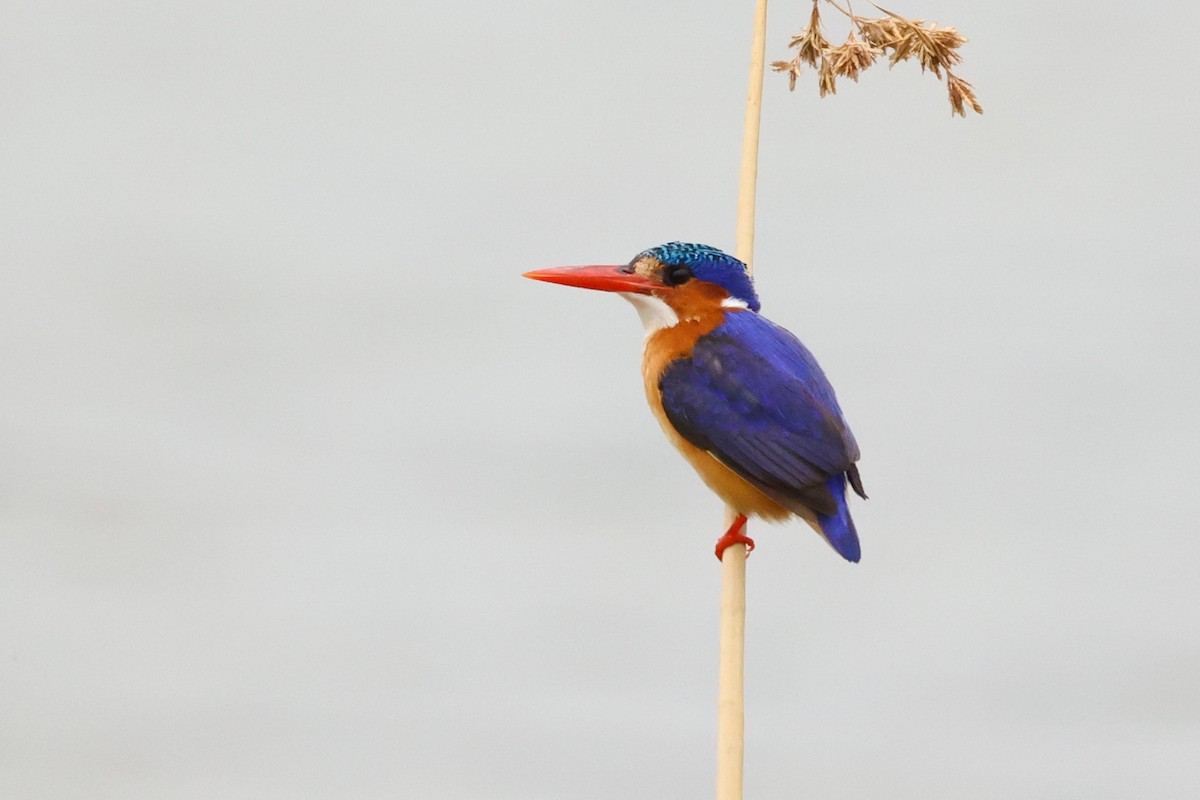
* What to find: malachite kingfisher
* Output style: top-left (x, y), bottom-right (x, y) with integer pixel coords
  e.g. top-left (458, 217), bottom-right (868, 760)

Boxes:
top-left (524, 242), bottom-right (867, 562)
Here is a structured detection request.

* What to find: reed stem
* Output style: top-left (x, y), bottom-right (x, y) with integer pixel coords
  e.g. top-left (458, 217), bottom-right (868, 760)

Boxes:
top-left (717, 3), bottom-right (768, 799)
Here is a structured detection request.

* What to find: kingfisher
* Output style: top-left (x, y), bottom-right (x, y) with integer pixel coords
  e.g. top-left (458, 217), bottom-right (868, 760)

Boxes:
top-left (524, 242), bottom-right (866, 562)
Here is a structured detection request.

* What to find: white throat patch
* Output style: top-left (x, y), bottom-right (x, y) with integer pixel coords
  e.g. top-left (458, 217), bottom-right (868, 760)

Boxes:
top-left (619, 292), bottom-right (679, 334)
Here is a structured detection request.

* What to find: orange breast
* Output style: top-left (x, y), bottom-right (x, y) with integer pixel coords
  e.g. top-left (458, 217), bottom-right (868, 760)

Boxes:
top-left (639, 295), bottom-right (792, 522)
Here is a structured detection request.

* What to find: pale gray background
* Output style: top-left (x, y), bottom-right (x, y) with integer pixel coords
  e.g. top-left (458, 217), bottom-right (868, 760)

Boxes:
top-left (2, 1), bottom-right (1198, 798)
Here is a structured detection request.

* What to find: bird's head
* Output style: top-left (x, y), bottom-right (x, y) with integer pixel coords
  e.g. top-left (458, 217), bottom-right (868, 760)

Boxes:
top-left (524, 242), bottom-right (760, 332)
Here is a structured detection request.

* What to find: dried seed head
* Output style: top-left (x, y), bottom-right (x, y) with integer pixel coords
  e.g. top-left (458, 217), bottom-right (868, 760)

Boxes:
top-left (859, 17), bottom-right (904, 49)
top-left (887, 27), bottom-right (919, 66)
top-left (914, 25), bottom-right (964, 76)
top-left (829, 32), bottom-right (881, 82)
top-left (772, 1), bottom-right (982, 117)
top-left (771, 57), bottom-right (803, 91)
top-left (946, 71), bottom-right (983, 116)
top-left (791, 3), bottom-right (832, 68)
top-left (930, 27), bottom-right (967, 51)
top-left (818, 57), bottom-right (837, 97)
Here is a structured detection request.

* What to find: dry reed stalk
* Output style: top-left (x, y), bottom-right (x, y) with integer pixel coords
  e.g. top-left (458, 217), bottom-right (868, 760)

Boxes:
top-left (771, 0), bottom-right (983, 115)
top-left (721, 2), bottom-right (769, 798)
top-left (719, 4), bottom-right (974, 799)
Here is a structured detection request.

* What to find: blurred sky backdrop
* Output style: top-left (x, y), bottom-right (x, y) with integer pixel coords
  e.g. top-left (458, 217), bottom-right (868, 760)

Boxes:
top-left (2, 1), bottom-right (1199, 798)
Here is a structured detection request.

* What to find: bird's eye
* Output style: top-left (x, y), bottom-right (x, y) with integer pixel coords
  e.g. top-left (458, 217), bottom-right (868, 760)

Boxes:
top-left (663, 264), bottom-right (693, 286)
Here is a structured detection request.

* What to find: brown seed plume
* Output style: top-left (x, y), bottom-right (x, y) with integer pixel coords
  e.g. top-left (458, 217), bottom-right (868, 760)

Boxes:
top-left (772, 0), bottom-right (983, 116)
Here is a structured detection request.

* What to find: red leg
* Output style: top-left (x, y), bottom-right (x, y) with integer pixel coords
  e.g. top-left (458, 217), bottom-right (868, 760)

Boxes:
top-left (714, 514), bottom-right (755, 561)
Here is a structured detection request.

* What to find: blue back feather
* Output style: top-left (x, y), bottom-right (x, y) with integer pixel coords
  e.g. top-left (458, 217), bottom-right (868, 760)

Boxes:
top-left (658, 310), bottom-right (862, 561)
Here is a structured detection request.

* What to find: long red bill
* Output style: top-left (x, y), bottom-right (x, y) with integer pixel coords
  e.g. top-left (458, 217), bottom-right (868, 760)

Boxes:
top-left (522, 264), bottom-right (658, 295)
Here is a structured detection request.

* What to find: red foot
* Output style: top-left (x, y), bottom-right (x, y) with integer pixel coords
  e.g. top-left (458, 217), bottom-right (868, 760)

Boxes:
top-left (714, 514), bottom-right (755, 561)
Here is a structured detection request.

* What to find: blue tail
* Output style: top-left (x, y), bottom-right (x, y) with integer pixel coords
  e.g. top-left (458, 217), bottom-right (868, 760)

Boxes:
top-left (818, 473), bottom-right (861, 563)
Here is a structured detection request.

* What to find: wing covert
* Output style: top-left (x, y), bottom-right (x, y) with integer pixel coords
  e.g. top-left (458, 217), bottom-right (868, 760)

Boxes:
top-left (659, 312), bottom-right (860, 515)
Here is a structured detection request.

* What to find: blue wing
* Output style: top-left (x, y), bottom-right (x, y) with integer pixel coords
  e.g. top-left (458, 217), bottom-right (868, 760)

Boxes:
top-left (659, 311), bottom-right (865, 559)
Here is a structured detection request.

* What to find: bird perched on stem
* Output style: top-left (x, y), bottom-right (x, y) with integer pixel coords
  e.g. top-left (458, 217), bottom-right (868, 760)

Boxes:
top-left (524, 242), bottom-right (866, 562)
